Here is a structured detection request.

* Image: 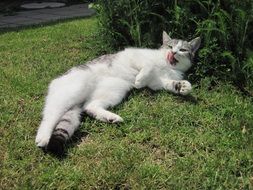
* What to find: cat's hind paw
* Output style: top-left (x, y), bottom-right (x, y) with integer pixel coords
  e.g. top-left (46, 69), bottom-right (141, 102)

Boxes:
top-left (97, 113), bottom-right (123, 123)
top-left (134, 80), bottom-right (143, 89)
top-left (107, 115), bottom-right (123, 123)
top-left (174, 80), bottom-right (192, 95)
top-left (35, 128), bottom-right (52, 148)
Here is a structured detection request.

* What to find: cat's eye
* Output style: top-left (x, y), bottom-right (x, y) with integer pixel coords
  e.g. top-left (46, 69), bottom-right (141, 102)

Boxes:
top-left (168, 45), bottom-right (173, 49)
top-left (180, 48), bottom-right (188, 52)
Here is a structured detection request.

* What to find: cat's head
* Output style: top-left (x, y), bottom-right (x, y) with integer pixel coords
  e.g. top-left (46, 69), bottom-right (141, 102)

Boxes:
top-left (161, 31), bottom-right (201, 72)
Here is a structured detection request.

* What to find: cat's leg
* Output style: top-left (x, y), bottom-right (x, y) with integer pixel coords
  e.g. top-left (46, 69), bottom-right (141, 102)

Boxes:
top-left (36, 70), bottom-right (91, 148)
top-left (162, 79), bottom-right (192, 95)
top-left (134, 66), bottom-right (153, 89)
top-left (84, 77), bottom-right (131, 123)
top-left (85, 101), bottom-right (123, 123)
top-left (46, 106), bottom-right (82, 154)
top-left (36, 98), bottom-right (69, 148)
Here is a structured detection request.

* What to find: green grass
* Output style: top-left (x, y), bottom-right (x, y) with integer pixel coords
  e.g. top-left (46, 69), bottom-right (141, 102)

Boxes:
top-left (1, 17), bottom-right (253, 189)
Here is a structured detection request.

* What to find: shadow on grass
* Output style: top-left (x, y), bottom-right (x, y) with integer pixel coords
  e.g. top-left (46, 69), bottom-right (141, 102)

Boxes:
top-left (131, 88), bottom-right (200, 105)
top-left (43, 132), bottom-right (89, 160)
top-left (173, 94), bottom-right (200, 105)
top-left (0, 15), bottom-right (95, 35)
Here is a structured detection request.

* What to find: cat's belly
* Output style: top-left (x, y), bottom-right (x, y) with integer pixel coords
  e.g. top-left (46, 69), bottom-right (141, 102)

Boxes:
top-left (109, 64), bottom-right (138, 84)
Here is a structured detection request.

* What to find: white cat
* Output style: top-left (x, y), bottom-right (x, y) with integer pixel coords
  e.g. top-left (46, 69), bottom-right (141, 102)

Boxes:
top-left (35, 31), bottom-right (201, 153)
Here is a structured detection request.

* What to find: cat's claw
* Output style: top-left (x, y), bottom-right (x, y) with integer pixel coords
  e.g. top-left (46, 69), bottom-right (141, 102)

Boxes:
top-left (174, 80), bottom-right (192, 95)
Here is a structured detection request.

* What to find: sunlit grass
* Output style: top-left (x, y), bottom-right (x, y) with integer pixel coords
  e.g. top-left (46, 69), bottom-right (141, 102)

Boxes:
top-left (0, 17), bottom-right (253, 189)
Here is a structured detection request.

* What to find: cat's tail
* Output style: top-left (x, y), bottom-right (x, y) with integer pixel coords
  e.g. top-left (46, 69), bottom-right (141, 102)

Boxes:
top-left (46, 106), bottom-right (82, 155)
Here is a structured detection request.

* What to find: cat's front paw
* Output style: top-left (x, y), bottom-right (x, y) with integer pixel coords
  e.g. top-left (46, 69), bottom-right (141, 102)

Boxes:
top-left (35, 128), bottom-right (52, 148)
top-left (174, 80), bottom-right (192, 95)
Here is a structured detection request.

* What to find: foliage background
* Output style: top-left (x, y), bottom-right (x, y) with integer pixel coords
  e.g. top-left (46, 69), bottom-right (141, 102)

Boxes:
top-left (95, 0), bottom-right (253, 94)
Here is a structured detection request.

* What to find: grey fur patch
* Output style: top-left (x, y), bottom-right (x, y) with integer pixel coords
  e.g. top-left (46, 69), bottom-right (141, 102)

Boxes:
top-left (54, 128), bottom-right (69, 139)
top-left (60, 54), bottom-right (117, 77)
top-left (78, 53), bottom-right (117, 69)
top-left (77, 64), bottom-right (90, 70)
top-left (59, 118), bottom-right (71, 124)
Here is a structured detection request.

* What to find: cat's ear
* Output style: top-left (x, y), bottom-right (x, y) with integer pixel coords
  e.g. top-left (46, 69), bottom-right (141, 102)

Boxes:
top-left (163, 31), bottom-right (172, 45)
top-left (189, 37), bottom-right (201, 54)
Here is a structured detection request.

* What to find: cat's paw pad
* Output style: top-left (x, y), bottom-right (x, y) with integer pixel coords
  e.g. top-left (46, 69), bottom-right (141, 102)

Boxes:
top-left (174, 80), bottom-right (192, 95)
top-left (35, 129), bottom-right (51, 148)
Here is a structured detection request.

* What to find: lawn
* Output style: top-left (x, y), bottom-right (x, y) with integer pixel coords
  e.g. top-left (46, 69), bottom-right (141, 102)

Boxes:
top-left (0, 17), bottom-right (253, 189)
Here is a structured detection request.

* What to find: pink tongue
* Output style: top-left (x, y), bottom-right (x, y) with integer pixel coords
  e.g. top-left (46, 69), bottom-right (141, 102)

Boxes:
top-left (167, 52), bottom-right (174, 63)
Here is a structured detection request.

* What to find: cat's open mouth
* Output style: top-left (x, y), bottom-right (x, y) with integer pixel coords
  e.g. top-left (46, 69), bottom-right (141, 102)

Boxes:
top-left (167, 52), bottom-right (178, 66)
top-left (170, 58), bottom-right (178, 66)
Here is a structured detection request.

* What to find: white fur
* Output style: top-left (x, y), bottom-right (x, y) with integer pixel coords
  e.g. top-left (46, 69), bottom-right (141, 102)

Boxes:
top-left (35, 38), bottom-right (197, 148)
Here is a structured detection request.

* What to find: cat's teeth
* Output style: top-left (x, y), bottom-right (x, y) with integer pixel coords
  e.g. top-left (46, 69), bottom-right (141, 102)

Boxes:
top-left (171, 58), bottom-right (178, 66)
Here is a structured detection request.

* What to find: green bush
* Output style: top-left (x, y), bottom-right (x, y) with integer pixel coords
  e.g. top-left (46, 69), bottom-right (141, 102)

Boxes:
top-left (94, 0), bottom-right (253, 93)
